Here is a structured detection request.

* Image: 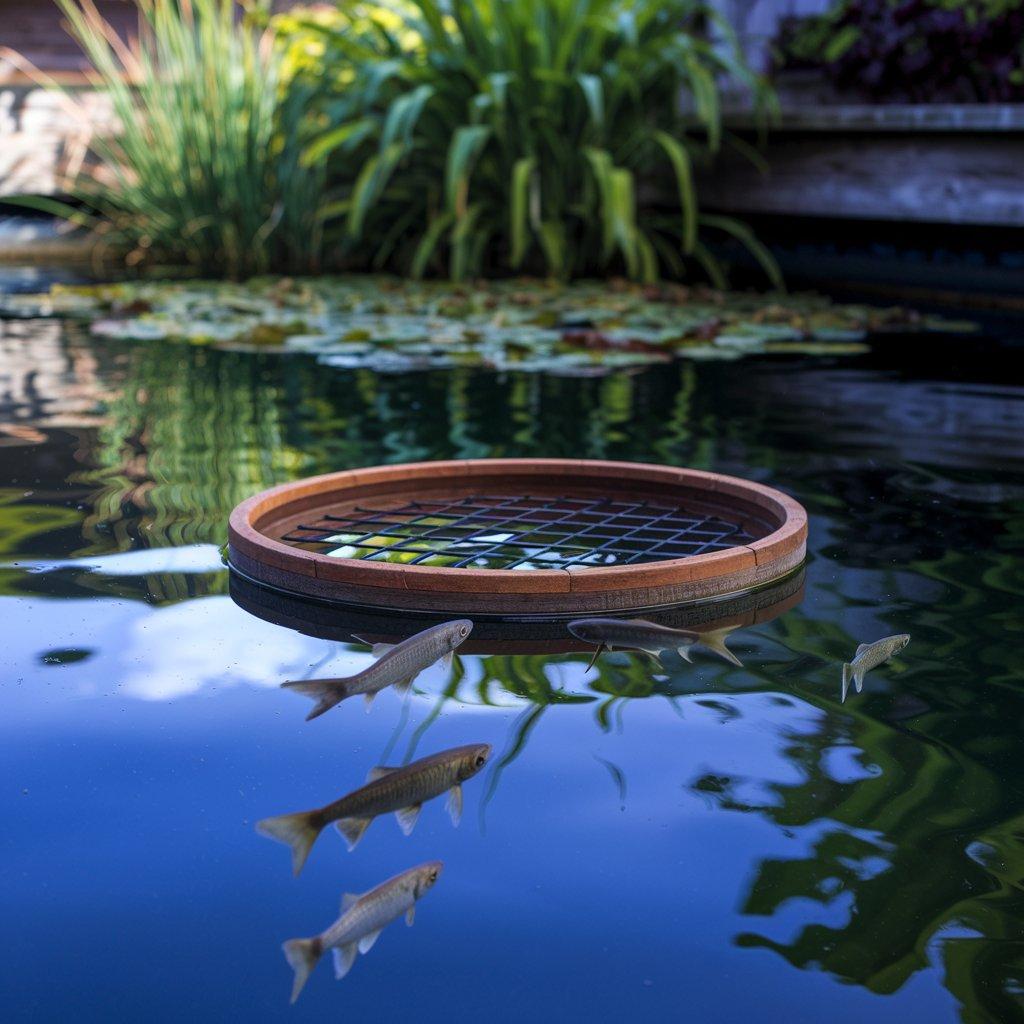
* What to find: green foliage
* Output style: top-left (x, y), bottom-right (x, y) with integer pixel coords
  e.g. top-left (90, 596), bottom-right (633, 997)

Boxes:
top-left (298, 0), bottom-right (779, 283)
top-left (12, 1), bottom-right (329, 277)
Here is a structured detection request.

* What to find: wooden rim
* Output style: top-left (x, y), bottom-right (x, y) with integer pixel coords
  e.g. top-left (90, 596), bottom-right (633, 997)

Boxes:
top-left (227, 459), bottom-right (807, 614)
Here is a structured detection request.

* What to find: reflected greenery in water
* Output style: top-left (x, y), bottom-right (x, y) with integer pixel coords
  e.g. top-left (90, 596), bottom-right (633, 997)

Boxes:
top-left (3, 318), bottom-right (1024, 1020)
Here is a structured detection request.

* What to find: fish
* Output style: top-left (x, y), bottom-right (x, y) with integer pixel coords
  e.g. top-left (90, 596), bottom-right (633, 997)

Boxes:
top-left (567, 617), bottom-right (742, 669)
top-left (841, 634), bottom-right (910, 702)
top-left (256, 743), bottom-right (490, 875)
top-left (282, 860), bottom-right (442, 1003)
top-left (281, 618), bottom-right (473, 720)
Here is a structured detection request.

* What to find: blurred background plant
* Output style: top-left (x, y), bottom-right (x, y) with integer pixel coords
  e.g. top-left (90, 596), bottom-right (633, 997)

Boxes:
top-left (3, 0), bottom-right (779, 285)
top-left (772, 0), bottom-right (1024, 103)
top-left (276, 0), bottom-right (781, 285)
top-left (2, 0), bottom-right (328, 278)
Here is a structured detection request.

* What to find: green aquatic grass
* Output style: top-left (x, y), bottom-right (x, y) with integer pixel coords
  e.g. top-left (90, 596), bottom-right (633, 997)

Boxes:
top-left (4, 0), bottom-right (327, 278)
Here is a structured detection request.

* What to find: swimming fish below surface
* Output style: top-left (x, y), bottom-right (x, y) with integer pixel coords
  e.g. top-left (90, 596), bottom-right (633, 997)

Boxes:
top-left (841, 633), bottom-right (911, 702)
top-left (282, 861), bottom-right (442, 1003)
top-left (256, 743), bottom-right (490, 875)
top-left (281, 618), bottom-right (473, 719)
top-left (567, 617), bottom-right (742, 669)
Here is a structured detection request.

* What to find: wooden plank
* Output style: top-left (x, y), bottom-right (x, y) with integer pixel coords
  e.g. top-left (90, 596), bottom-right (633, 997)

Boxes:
top-left (697, 134), bottom-right (1024, 226)
top-left (721, 101), bottom-right (1024, 133)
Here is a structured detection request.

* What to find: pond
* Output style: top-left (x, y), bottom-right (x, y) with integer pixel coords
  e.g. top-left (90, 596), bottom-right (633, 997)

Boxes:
top-left (2, 276), bottom-right (1023, 1023)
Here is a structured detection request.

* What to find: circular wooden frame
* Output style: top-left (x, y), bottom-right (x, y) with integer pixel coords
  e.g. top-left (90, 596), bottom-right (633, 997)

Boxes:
top-left (227, 459), bottom-right (807, 617)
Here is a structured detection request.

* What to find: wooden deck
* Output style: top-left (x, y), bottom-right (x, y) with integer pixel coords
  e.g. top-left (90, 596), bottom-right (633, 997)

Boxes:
top-left (0, 0), bottom-right (138, 81)
top-left (697, 103), bottom-right (1024, 228)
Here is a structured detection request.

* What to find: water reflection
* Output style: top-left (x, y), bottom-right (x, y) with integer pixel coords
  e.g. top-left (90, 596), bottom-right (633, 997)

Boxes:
top-left (3, 313), bottom-right (1024, 1020)
top-left (230, 571), bottom-right (806, 816)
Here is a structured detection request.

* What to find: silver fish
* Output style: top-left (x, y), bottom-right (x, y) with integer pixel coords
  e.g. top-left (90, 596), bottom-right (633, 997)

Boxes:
top-left (282, 860), bottom-right (442, 1003)
top-left (256, 743), bottom-right (490, 874)
top-left (567, 617), bottom-right (742, 669)
top-left (281, 618), bottom-right (473, 719)
top-left (841, 634), bottom-right (910, 702)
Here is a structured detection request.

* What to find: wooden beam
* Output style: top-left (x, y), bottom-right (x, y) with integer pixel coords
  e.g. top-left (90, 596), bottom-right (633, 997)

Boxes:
top-left (698, 133), bottom-right (1024, 227)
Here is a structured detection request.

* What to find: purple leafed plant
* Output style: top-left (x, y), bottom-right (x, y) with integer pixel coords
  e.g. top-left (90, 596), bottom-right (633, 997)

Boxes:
top-left (773, 0), bottom-right (1024, 103)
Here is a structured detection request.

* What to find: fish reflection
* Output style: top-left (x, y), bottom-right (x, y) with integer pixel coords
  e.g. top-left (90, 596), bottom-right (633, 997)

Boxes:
top-left (567, 617), bottom-right (742, 668)
top-left (281, 619), bottom-right (473, 719)
top-left (841, 633), bottom-right (911, 702)
top-left (282, 861), bottom-right (443, 1003)
top-left (257, 744), bottom-right (490, 874)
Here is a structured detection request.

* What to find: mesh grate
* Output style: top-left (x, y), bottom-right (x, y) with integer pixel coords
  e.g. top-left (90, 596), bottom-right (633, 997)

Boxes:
top-left (278, 493), bottom-right (758, 570)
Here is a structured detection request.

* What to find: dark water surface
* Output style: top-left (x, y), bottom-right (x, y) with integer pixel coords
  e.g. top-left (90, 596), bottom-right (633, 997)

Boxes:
top-left (2, 296), bottom-right (1024, 1023)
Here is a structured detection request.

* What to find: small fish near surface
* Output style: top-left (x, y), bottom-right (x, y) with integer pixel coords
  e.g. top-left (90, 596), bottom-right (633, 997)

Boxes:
top-left (256, 743), bottom-right (490, 875)
top-left (841, 634), bottom-right (911, 702)
top-left (283, 861), bottom-right (442, 1003)
top-left (567, 617), bottom-right (742, 669)
top-left (281, 618), bottom-right (473, 720)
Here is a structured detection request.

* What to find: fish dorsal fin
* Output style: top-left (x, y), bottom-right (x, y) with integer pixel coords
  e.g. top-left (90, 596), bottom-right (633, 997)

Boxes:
top-left (357, 929), bottom-right (382, 954)
top-left (446, 784), bottom-right (463, 828)
top-left (335, 816), bottom-right (372, 851)
top-left (332, 942), bottom-right (358, 980)
top-left (855, 642), bottom-right (870, 657)
top-left (366, 765), bottom-right (400, 783)
top-left (395, 803), bottom-right (422, 836)
top-left (405, 905), bottom-right (415, 927)
top-left (350, 635), bottom-right (395, 658)
top-left (340, 891), bottom-right (362, 914)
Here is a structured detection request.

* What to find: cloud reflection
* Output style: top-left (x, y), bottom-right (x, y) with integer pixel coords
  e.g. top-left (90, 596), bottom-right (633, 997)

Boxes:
top-left (2, 595), bottom-right (371, 704)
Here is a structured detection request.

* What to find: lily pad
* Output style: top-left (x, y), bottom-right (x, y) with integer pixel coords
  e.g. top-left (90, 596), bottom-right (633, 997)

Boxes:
top-left (0, 275), bottom-right (969, 375)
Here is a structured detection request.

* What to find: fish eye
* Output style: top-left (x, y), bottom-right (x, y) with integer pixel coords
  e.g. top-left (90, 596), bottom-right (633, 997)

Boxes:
top-left (459, 625), bottom-right (468, 637)
top-left (429, 869), bottom-right (438, 882)
top-left (475, 754), bottom-right (486, 767)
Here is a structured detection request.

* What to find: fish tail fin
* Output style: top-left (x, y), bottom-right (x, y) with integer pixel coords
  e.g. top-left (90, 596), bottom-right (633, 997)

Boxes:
top-left (280, 678), bottom-right (347, 720)
top-left (282, 937), bottom-right (321, 1004)
top-left (854, 669), bottom-right (865, 694)
top-left (697, 627), bottom-right (742, 667)
top-left (255, 810), bottom-right (322, 876)
top-left (841, 663), bottom-right (853, 703)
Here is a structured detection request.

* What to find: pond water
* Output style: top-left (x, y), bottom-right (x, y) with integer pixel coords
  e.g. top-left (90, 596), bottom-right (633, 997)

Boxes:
top-left (2, 285), bottom-right (1023, 1023)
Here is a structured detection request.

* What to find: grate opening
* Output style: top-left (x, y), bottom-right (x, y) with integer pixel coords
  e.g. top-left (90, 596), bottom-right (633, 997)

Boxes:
top-left (279, 493), bottom-right (757, 570)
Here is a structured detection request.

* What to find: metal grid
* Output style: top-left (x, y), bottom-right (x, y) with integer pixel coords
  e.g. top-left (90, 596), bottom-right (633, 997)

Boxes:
top-left (278, 493), bottom-right (758, 570)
